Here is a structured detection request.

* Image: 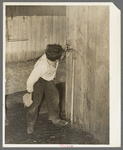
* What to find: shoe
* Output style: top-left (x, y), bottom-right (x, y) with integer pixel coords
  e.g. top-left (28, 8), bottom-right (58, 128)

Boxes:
top-left (52, 119), bottom-right (68, 126)
top-left (60, 113), bottom-right (66, 120)
top-left (27, 123), bottom-right (34, 134)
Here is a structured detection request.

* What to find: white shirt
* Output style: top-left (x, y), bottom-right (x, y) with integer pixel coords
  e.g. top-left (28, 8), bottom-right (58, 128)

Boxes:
top-left (27, 54), bottom-right (59, 92)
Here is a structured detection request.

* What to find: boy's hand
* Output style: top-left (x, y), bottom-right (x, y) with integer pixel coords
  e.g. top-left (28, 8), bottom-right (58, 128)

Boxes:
top-left (23, 93), bottom-right (33, 107)
top-left (64, 44), bottom-right (70, 52)
top-left (27, 91), bottom-right (31, 94)
top-left (60, 52), bottom-right (66, 60)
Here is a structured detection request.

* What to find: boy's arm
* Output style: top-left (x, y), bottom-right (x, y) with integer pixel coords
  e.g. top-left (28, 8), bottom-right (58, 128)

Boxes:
top-left (27, 65), bottom-right (43, 93)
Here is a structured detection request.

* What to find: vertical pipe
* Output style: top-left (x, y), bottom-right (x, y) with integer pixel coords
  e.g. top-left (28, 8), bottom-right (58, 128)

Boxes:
top-left (71, 52), bottom-right (75, 125)
top-left (65, 52), bottom-right (68, 118)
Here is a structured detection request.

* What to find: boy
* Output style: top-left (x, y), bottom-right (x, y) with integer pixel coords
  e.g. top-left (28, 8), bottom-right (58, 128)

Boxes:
top-left (26, 44), bottom-right (68, 134)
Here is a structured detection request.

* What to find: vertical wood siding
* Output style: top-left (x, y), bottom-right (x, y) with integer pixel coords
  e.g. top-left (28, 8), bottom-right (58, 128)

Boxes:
top-left (65, 51), bottom-right (73, 119)
top-left (66, 6), bottom-right (109, 144)
top-left (6, 6), bottom-right (66, 62)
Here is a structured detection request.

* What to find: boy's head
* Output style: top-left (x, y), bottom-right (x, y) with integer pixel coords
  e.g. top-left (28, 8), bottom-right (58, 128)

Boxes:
top-left (45, 44), bottom-right (65, 61)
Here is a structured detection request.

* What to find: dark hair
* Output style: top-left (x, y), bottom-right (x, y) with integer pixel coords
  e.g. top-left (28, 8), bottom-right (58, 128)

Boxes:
top-left (45, 44), bottom-right (64, 61)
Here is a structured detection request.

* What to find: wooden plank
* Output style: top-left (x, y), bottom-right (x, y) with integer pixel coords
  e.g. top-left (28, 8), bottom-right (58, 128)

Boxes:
top-left (47, 16), bottom-right (53, 45)
top-left (53, 16), bottom-right (56, 44)
top-left (17, 16), bottom-right (23, 62)
top-left (27, 16), bottom-right (32, 60)
top-left (53, 16), bottom-right (65, 46)
top-left (44, 16), bottom-right (48, 48)
top-left (60, 16), bottom-right (63, 46)
top-left (35, 16), bottom-right (41, 57)
top-left (66, 6), bottom-right (70, 46)
top-left (74, 59), bottom-right (78, 123)
top-left (88, 6), bottom-right (98, 132)
top-left (96, 6), bottom-right (109, 63)
top-left (57, 16), bottom-right (61, 45)
top-left (5, 16), bottom-right (9, 63)
top-left (91, 6), bottom-right (98, 132)
top-left (81, 6), bottom-right (89, 131)
top-left (52, 16), bottom-right (56, 44)
top-left (74, 55), bottom-right (82, 122)
top-left (65, 51), bottom-right (73, 119)
top-left (95, 63), bottom-right (109, 142)
top-left (50, 16), bottom-right (53, 45)
top-left (71, 7), bottom-right (77, 49)
top-left (13, 7), bottom-right (19, 62)
top-left (5, 21), bottom-right (9, 64)
top-left (6, 6), bottom-right (66, 17)
top-left (58, 16), bottom-right (63, 46)
top-left (12, 16), bottom-right (18, 62)
top-left (22, 16), bottom-right (28, 61)
top-left (65, 52), bottom-right (70, 118)
top-left (9, 42), bottom-right (13, 62)
top-left (31, 14), bottom-right (37, 59)
top-left (54, 16), bottom-right (58, 44)
top-left (76, 6), bottom-right (88, 55)
top-left (22, 7), bottom-right (29, 61)
top-left (86, 6), bottom-right (93, 132)
top-left (77, 6), bottom-right (88, 125)
top-left (8, 6), bottom-right (15, 62)
top-left (8, 16), bottom-right (13, 62)
top-left (7, 16), bottom-right (11, 62)
top-left (53, 16), bottom-right (60, 45)
top-left (66, 6), bottom-right (75, 49)
top-left (19, 16), bottom-right (24, 61)
top-left (62, 16), bottom-right (66, 48)
top-left (95, 6), bottom-right (109, 142)
top-left (40, 16), bottom-right (46, 54)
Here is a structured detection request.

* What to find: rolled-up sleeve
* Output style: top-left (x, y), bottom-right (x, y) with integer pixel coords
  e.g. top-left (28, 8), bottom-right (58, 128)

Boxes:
top-left (27, 65), bottom-right (43, 92)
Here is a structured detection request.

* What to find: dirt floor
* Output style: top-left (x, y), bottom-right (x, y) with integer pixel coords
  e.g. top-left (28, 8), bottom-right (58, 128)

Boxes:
top-left (5, 57), bottom-right (100, 145)
top-left (5, 90), bottom-right (100, 145)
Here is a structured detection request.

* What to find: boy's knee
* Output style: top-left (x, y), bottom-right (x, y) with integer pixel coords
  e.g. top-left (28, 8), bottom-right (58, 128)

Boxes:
top-left (27, 107), bottom-right (38, 115)
top-left (53, 96), bottom-right (59, 105)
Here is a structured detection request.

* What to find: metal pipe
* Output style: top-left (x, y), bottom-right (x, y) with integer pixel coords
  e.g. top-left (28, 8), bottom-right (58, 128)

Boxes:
top-left (71, 51), bottom-right (76, 125)
top-left (71, 58), bottom-right (75, 125)
top-left (65, 45), bottom-right (76, 125)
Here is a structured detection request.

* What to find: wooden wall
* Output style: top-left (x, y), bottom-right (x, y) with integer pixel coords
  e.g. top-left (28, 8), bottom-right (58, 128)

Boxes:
top-left (6, 6), bottom-right (66, 62)
top-left (66, 6), bottom-right (109, 144)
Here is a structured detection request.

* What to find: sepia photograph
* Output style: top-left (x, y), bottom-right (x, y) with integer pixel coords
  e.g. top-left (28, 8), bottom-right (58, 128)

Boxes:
top-left (3, 2), bottom-right (121, 147)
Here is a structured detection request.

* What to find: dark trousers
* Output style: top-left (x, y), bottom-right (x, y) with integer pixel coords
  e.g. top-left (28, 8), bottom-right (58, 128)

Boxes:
top-left (26, 77), bottom-right (60, 126)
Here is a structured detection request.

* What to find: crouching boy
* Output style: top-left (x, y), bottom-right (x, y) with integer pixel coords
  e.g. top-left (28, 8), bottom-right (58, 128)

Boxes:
top-left (26, 44), bottom-right (68, 134)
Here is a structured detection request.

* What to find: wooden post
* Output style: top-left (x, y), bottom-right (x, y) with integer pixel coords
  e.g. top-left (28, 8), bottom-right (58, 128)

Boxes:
top-left (65, 48), bottom-right (73, 120)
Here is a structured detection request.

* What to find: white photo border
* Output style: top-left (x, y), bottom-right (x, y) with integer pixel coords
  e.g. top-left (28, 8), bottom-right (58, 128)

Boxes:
top-left (3, 2), bottom-right (121, 147)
